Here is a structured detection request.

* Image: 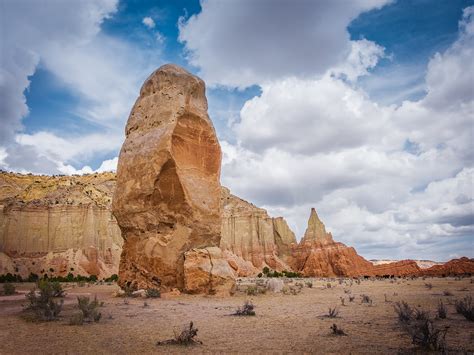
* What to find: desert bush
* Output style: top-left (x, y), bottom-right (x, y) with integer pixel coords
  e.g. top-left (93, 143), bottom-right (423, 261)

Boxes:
top-left (77, 296), bottom-right (101, 322)
top-left (69, 312), bottom-right (84, 325)
top-left (257, 273), bottom-right (263, 278)
top-left (330, 324), bottom-right (347, 336)
top-left (246, 286), bottom-right (257, 296)
top-left (3, 283), bottom-right (16, 295)
top-left (414, 308), bottom-right (429, 321)
top-left (384, 294), bottom-right (390, 303)
top-left (424, 283), bottom-right (433, 290)
top-left (326, 307), bottom-right (339, 318)
top-left (146, 288), bottom-right (161, 298)
top-left (24, 281), bottom-right (63, 321)
top-left (437, 300), bottom-right (447, 319)
top-left (233, 301), bottom-right (256, 316)
top-left (344, 289), bottom-right (351, 294)
top-left (394, 301), bottom-right (414, 324)
top-left (409, 320), bottom-right (448, 351)
top-left (349, 295), bottom-right (355, 302)
top-left (143, 301), bottom-right (149, 308)
top-left (340, 297), bottom-right (345, 306)
top-left (443, 290), bottom-right (453, 296)
top-left (49, 281), bottom-right (65, 297)
top-left (455, 295), bottom-right (474, 321)
top-left (262, 267), bottom-right (270, 275)
top-left (326, 283), bottom-right (332, 289)
top-left (305, 281), bottom-right (313, 288)
top-left (157, 321), bottom-right (202, 346)
top-left (361, 294), bottom-right (372, 305)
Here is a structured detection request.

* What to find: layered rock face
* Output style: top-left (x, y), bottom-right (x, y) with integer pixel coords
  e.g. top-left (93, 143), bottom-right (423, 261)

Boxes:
top-left (112, 64), bottom-right (234, 293)
top-left (220, 187), bottom-right (296, 276)
top-left (0, 172), bottom-right (122, 279)
top-left (423, 257), bottom-right (474, 276)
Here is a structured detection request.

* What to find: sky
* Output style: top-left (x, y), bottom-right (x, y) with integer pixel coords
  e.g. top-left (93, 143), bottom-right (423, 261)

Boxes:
top-left (1, 0), bottom-right (473, 261)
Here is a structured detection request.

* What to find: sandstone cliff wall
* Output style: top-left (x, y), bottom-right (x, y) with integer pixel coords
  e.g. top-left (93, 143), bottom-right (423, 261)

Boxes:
top-left (220, 187), bottom-right (296, 275)
top-left (0, 172), bottom-right (122, 278)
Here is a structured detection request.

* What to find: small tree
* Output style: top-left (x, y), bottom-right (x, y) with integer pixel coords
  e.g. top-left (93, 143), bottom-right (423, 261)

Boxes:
top-left (24, 281), bottom-right (63, 321)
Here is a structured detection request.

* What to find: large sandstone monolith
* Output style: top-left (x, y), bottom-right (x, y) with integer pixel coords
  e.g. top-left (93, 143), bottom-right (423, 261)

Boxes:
top-left (112, 64), bottom-right (235, 293)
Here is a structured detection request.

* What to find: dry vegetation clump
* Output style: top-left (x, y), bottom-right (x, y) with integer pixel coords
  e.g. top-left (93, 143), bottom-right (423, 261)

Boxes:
top-left (413, 308), bottom-right (430, 321)
top-left (361, 294), bottom-right (373, 305)
top-left (3, 283), bottom-right (16, 295)
top-left (349, 295), bottom-right (355, 302)
top-left (233, 301), bottom-right (256, 316)
top-left (394, 301), bottom-right (449, 352)
top-left (157, 321), bottom-right (202, 346)
top-left (455, 295), bottom-right (474, 321)
top-left (245, 285), bottom-right (267, 295)
top-left (424, 283), bottom-right (433, 290)
top-left (443, 290), bottom-right (453, 296)
top-left (437, 300), bottom-right (447, 319)
top-left (146, 288), bottom-right (161, 298)
top-left (330, 324), bottom-right (347, 336)
top-left (410, 320), bottom-right (448, 351)
top-left (325, 307), bottom-right (339, 318)
top-left (340, 297), bottom-right (345, 306)
top-left (24, 280), bottom-right (63, 321)
top-left (305, 281), bottom-right (313, 288)
top-left (394, 301), bottom-right (414, 324)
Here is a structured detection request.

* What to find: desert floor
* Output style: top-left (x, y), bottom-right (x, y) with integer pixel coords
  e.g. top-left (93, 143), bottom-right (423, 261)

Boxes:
top-left (0, 277), bottom-right (473, 354)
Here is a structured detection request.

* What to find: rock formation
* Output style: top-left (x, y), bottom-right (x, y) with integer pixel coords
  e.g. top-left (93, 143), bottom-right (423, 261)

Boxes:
top-left (183, 247), bottom-right (236, 295)
top-left (220, 187), bottom-right (296, 275)
top-left (302, 208), bottom-right (334, 244)
top-left (112, 64), bottom-right (235, 293)
top-left (291, 208), bottom-right (423, 277)
top-left (0, 171), bottom-right (122, 279)
top-left (1, 170), bottom-right (471, 281)
top-left (422, 257), bottom-right (474, 276)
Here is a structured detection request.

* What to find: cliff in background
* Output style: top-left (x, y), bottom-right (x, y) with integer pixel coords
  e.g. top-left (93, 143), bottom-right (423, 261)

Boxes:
top-left (1, 171), bottom-right (471, 279)
top-left (0, 172), bottom-right (122, 278)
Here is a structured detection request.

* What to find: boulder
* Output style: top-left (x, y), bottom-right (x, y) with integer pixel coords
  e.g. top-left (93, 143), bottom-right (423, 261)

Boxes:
top-left (112, 64), bottom-right (232, 292)
top-left (267, 278), bottom-right (284, 293)
top-left (184, 247), bottom-right (236, 296)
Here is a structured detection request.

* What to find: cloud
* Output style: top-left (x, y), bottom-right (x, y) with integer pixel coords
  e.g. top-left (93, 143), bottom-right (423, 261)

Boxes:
top-left (178, 0), bottom-right (391, 88)
top-left (0, 0), bottom-right (118, 145)
top-left (220, 6), bottom-right (474, 260)
top-left (0, 0), bottom-right (164, 174)
top-left (142, 16), bottom-right (156, 29)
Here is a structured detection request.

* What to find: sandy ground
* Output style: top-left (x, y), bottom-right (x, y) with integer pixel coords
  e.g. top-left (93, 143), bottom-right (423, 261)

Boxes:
top-left (0, 277), bottom-right (473, 354)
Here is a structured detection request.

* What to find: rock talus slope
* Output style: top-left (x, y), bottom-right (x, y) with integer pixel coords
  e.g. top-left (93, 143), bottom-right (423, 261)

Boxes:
top-left (112, 64), bottom-right (234, 293)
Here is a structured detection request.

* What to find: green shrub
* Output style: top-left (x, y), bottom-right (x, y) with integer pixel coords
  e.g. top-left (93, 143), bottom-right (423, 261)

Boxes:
top-left (246, 286), bottom-right (257, 296)
top-left (305, 281), bottom-right (313, 288)
top-left (257, 273), bottom-right (263, 278)
top-left (24, 281), bottom-right (63, 321)
top-left (3, 283), bottom-right (16, 295)
top-left (262, 267), bottom-right (270, 275)
top-left (77, 296), bottom-right (101, 323)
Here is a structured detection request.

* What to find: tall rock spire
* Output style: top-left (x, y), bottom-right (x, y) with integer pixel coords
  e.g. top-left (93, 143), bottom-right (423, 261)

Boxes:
top-left (302, 208), bottom-right (334, 243)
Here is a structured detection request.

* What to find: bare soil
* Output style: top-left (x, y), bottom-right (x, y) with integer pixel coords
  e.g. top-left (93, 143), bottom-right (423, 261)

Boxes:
top-left (0, 277), bottom-right (473, 354)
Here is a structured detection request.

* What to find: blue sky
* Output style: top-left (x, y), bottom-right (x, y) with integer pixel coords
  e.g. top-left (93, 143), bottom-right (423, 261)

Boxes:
top-left (1, 0), bottom-right (473, 260)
